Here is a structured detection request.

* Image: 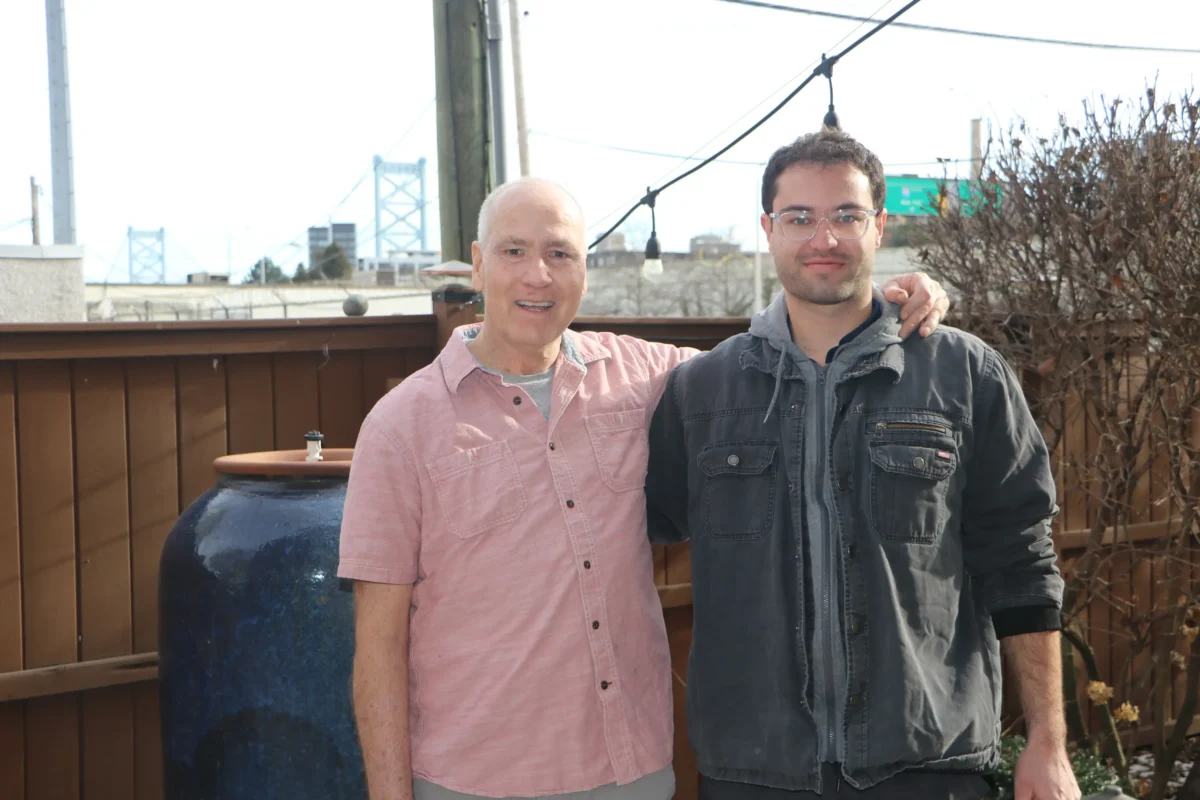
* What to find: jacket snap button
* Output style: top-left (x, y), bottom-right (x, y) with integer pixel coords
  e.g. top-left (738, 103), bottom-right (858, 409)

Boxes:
top-left (727, 454), bottom-right (740, 466)
top-left (912, 456), bottom-right (926, 469)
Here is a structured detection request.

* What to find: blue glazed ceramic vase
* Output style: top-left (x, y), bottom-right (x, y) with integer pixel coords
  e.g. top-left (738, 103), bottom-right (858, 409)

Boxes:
top-left (158, 447), bottom-right (365, 799)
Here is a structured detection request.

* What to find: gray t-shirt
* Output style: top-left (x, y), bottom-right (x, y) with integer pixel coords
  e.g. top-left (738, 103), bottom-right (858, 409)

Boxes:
top-left (500, 367), bottom-right (554, 419)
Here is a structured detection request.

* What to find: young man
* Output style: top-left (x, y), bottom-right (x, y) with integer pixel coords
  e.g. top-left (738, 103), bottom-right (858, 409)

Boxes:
top-left (645, 130), bottom-right (1079, 800)
top-left (338, 176), bottom-right (950, 800)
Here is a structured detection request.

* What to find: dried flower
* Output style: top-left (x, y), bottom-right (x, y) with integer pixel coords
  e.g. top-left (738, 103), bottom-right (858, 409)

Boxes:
top-left (1087, 681), bottom-right (1114, 705)
top-left (1170, 651), bottom-right (1187, 669)
top-left (1113, 702), bottom-right (1140, 724)
top-left (1182, 622), bottom-right (1199, 645)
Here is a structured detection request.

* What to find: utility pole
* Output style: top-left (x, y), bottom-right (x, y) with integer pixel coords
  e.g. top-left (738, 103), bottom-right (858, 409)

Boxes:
top-left (45, 0), bottom-right (76, 244)
top-left (507, 0), bottom-right (531, 176)
top-left (432, 0), bottom-right (492, 262)
top-left (485, 0), bottom-right (507, 185)
top-left (30, 178), bottom-right (40, 246)
top-left (970, 118), bottom-right (983, 182)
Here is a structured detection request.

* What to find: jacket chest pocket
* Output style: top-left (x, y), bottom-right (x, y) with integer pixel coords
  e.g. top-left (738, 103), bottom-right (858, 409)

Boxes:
top-left (866, 418), bottom-right (957, 544)
top-left (698, 442), bottom-right (777, 541)
top-left (585, 408), bottom-right (648, 492)
top-left (427, 441), bottom-right (526, 538)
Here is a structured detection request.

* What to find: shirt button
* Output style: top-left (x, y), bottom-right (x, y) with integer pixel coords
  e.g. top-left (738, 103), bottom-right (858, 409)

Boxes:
top-left (848, 693), bottom-right (860, 706)
top-left (912, 456), bottom-right (926, 469)
top-left (726, 454), bottom-right (740, 467)
top-left (592, 620), bottom-right (600, 630)
top-left (850, 619), bottom-right (862, 635)
top-left (513, 396), bottom-right (522, 405)
top-left (844, 544), bottom-right (857, 560)
top-left (600, 681), bottom-right (610, 690)
top-left (836, 476), bottom-right (849, 492)
top-left (583, 560), bottom-right (591, 569)
top-left (548, 442), bottom-right (556, 450)
top-left (566, 499), bottom-right (575, 508)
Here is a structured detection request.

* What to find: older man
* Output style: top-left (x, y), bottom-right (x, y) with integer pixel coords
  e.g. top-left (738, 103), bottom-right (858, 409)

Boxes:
top-left (336, 177), bottom-right (949, 800)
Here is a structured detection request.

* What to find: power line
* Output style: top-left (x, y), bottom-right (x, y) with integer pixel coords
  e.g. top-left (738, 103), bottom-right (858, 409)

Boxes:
top-left (533, 129), bottom-right (971, 170)
top-left (586, 0), bottom-right (898, 236)
top-left (588, 0), bottom-right (926, 250)
top-left (715, 0), bottom-right (1200, 54)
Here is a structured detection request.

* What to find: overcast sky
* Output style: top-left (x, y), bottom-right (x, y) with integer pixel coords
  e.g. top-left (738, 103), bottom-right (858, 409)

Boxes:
top-left (1, 0), bottom-right (1197, 283)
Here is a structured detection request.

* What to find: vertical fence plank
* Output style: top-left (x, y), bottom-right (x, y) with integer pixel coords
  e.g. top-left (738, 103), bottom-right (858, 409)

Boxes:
top-left (127, 359), bottom-right (178, 800)
top-left (17, 360), bottom-right (80, 800)
top-left (272, 353), bottom-right (320, 451)
top-left (317, 350), bottom-right (364, 449)
top-left (177, 356), bottom-right (228, 509)
top-left (226, 355), bottom-right (274, 455)
top-left (74, 361), bottom-right (136, 800)
top-left (665, 544), bottom-right (691, 588)
top-left (0, 363), bottom-right (23, 800)
top-left (361, 349), bottom-right (408, 418)
top-left (665, 605), bottom-right (697, 800)
top-left (25, 695), bottom-right (81, 800)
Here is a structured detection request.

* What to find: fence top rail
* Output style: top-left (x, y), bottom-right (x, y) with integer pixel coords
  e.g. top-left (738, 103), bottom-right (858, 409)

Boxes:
top-left (0, 314), bottom-right (439, 360)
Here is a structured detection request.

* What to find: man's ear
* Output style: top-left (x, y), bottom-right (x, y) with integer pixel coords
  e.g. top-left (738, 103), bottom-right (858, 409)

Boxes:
top-left (874, 209), bottom-right (888, 247)
top-left (471, 241), bottom-right (484, 292)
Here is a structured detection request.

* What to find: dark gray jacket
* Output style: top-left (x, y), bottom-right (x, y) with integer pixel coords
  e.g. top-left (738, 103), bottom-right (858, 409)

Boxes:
top-left (645, 290), bottom-right (1064, 792)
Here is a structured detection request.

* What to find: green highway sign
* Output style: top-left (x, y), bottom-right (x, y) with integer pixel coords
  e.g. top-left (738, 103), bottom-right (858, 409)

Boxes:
top-left (884, 176), bottom-right (945, 216)
top-left (884, 176), bottom-right (999, 216)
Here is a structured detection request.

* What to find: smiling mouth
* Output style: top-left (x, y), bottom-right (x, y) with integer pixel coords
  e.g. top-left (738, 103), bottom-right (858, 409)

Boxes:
top-left (516, 300), bottom-right (555, 312)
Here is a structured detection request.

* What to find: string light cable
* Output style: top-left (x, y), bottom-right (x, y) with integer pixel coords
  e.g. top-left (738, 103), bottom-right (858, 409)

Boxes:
top-left (715, 0), bottom-right (1200, 54)
top-left (586, 0), bottom-right (925, 253)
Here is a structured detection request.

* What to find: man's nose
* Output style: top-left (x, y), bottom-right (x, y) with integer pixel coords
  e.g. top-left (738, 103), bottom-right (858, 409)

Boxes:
top-left (523, 257), bottom-right (552, 285)
top-left (808, 219), bottom-right (839, 251)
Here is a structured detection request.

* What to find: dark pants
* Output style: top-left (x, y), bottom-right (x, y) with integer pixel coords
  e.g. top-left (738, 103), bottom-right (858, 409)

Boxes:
top-left (698, 764), bottom-right (992, 800)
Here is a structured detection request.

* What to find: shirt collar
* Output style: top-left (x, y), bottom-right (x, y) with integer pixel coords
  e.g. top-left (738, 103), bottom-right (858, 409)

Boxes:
top-left (440, 323), bottom-right (609, 393)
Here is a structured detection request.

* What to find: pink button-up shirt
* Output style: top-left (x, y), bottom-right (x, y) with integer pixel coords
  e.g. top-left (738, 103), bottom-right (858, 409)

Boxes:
top-left (337, 324), bottom-right (696, 797)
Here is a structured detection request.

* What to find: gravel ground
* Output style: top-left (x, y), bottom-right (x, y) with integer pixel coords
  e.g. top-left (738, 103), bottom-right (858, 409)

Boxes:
top-left (1125, 737), bottom-right (1198, 798)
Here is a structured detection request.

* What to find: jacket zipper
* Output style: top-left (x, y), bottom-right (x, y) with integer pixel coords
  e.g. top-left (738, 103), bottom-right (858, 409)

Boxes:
top-left (874, 421), bottom-right (946, 437)
top-left (820, 371), bottom-right (839, 761)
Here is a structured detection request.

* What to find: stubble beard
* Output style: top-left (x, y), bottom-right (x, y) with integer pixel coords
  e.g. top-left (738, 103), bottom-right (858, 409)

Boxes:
top-left (781, 257), bottom-right (872, 307)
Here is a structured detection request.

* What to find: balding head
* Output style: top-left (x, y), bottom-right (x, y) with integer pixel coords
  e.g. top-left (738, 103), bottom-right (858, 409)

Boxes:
top-left (476, 177), bottom-right (586, 249)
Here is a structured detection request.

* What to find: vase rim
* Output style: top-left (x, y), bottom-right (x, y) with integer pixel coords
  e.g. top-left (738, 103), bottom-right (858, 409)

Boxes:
top-left (213, 448), bottom-right (353, 477)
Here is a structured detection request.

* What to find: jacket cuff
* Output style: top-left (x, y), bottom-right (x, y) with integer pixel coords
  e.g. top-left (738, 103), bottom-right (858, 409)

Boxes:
top-left (991, 605), bottom-right (1061, 639)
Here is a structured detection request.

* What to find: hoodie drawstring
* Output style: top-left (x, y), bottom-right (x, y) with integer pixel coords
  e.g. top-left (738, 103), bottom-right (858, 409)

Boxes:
top-left (763, 350), bottom-right (787, 424)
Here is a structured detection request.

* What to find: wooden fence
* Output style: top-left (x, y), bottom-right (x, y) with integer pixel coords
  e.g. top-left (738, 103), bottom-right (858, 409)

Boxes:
top-left (0, 311), bottom-right (1196, 800)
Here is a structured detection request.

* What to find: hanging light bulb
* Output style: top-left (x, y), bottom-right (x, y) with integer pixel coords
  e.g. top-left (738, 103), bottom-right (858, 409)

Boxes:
top-left (642, 231), bottom-right (663, 280)
top-left (819, 54), bottom-right (840, 130)
top-left (641, 188), bottom-right (664, 280)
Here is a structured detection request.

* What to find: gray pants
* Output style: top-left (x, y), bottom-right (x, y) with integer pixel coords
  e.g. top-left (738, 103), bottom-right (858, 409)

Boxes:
top-left (414, 766), bottom-right (676, 800)
top-left (698, 764), bottom-right (991, 800)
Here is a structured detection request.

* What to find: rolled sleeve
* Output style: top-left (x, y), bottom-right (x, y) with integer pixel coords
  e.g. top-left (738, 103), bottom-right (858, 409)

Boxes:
top-left (645, 367), bottom-right (691, 545)
top-left (338, 413), bottom-right (421, 585)
top-left (963, 349), bottom-right (1064, 615)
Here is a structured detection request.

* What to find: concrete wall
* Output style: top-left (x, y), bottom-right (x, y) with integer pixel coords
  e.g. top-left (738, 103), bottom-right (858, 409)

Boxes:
top-left (85, 282), bottom-right (433, 321)
top-left (0, 245), bottom-right (87, 323)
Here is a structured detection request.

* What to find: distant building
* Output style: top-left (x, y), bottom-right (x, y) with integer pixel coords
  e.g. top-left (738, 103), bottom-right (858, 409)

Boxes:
top-left (356, 250), bottom-right (442, 287)
top-left (308, 223), bottom-right (357, 273)
top-left (332, 223), bottom-right (357, 266)
top-left (186, 271), bottom-right (230, 285)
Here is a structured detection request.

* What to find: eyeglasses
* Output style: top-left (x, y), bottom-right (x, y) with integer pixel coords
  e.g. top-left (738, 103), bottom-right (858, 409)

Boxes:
top-left (767, 209), bottom-right (879, 242)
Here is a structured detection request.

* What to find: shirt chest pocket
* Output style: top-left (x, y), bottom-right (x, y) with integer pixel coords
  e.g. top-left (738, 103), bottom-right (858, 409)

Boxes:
top-left (866, 417), bottom-right (958, 545)
top-left (697, 442), bottom-right (778, 541)
top-left (584, 408), bottom-right (648, 492)
top-left (426, 441), bottom-right (527, 539)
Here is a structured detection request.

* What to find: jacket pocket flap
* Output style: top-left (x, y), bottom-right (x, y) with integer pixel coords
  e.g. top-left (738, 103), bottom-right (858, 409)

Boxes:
top-left (698, 442), bottom-right (777, 476)
top-left (869, 443), bottom-right (955, 480)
